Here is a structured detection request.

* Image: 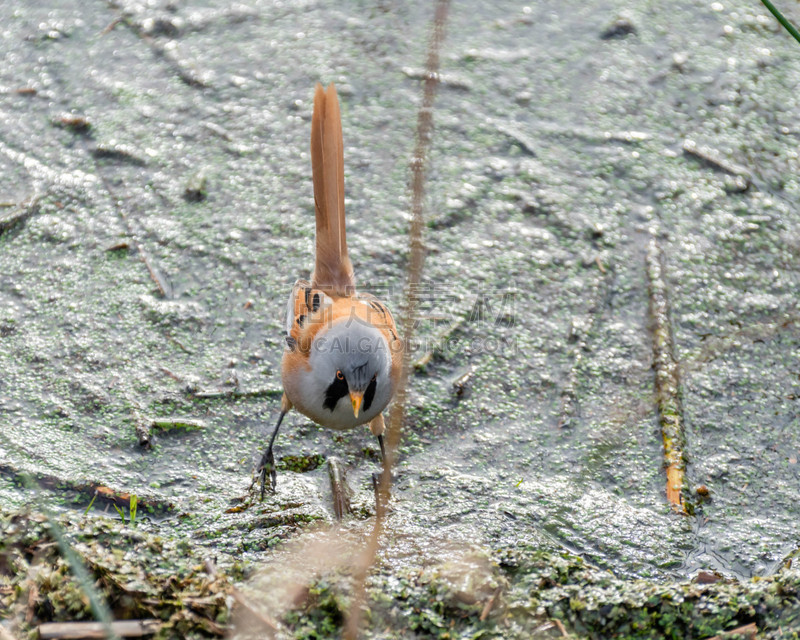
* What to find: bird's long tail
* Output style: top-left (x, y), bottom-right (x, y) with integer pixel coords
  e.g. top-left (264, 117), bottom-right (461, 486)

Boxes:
top-left (310, 82), bottom-right (354, 295)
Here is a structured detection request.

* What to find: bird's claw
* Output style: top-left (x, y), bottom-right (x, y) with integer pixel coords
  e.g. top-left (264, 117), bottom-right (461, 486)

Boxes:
top-left (258, 448), bottom-right (277, 500)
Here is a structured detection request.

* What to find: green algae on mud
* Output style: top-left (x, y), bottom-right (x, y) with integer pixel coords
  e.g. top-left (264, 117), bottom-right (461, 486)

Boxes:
top-left (3, 505), bottom-right (800, 639)
top-left (1, 0), bottom-right (800, 637)
top-left (0, 508), bottom-right (234, 639)
top-left (242, 540), bottom-right (800, 639)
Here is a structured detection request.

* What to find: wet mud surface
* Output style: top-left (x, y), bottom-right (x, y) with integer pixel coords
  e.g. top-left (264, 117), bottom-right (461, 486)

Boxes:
top-left (1, 0), bottom-right (799, 636)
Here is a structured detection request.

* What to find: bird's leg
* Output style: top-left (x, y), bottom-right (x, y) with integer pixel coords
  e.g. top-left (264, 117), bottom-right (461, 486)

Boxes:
top-left (369, 413), bottom-right (386, 460)
top-left (368, 414), bottom-right (393, 514)
top-left (258, 394), bottom-right (291, 500)
top-left (377, 434), bottom-right (386, 460)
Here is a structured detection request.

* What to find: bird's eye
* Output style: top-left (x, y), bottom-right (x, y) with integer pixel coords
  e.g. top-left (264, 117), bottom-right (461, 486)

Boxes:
top-left (336, 370), bottom-right (344, 380)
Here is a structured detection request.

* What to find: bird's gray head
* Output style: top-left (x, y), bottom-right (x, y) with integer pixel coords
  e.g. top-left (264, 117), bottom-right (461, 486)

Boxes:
top-left (310, 318), bottom-right (391, 418)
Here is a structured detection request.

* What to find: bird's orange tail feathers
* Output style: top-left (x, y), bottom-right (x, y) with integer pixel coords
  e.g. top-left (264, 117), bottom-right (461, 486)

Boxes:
top-left (310, 82), bottom-right (354, 296)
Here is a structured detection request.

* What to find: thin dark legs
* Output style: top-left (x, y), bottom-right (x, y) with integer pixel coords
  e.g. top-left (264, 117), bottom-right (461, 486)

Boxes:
top-left (258, 410), bottom-right (287, 500)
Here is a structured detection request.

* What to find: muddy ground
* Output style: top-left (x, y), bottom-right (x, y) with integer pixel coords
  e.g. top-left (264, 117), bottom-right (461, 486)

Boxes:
top-left (1, 0), bottom-right (799, 637)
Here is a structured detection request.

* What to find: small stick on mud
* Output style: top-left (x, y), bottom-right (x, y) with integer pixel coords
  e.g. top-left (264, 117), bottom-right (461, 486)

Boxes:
top-left (327, 457), bottom-right (352, 520)
top-left (413, 317), bottom-right (464, 370)
top-left (452, 366), bottom-right (476, 397)
top-left (708, 622), bottom-right (758, 640)
top-left (682, 139), bottom-right (751, 191)
top-left (479, 586), bottom-right (502, 621)
top-left (99, 16), bottom-right (123, 35)
top-left (138, 246), bottom-right (171, 298)
top-left (0, 193), bottom-right (41, 234)
top-left (38, 620), bottom-right (161, 639)
top-left (552, 618), bottom-right (568, 637)
top-left (191, 387), bottom-right (282, 400)
top-left (645, 229), bottom-right (686, 511)
top-left (164, 333), bottom-right (192, 354)
top-left (116, 16), bottom-right (210, 88)
top-left (91, 143), bottom-right (147, 166)
top-left (150, 417), bottom-right (207, 432)
top-left (139, 417), bottom-right (206, 446)
top-left (159, 366), bottom-right (182, 382)
top-left (494, 123), bottom-right (537, 156)
top-left (94, 167), bottom-right (170, 298)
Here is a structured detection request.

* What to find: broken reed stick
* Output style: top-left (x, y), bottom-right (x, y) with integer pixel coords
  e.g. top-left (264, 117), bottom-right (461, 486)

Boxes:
top-left (191, 387), bottom-right (283, 400)
top-left (38, 620), bottom-right (160, 639)
top-left (342, 2), bottom-right (450, 639)
top-left (645, 229), bottom-right (686, 510)
top-left (327, 457), bottom-right (352, 520)
top-left (478, 586), bottom-right (502, 622)
top-left (708, 622), bottom-right (758, 640)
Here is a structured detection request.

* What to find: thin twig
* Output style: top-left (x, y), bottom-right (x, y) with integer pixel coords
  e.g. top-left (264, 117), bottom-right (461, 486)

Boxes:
top-left (38, 620), bottom-right (160, 639)
top-left (709, 622), bottom-right (758, 640)
top-left (327, 457), bottom-right (352, 520)
top-left (230, 588), bottom-right (279, 634)
top-left (96, 172), bottom-right (170, 298)
top-left (150, 417), bottom-right (207, 431)
top-left (164, 333), bottom-right (193, 354)
top-left (682, 139), bottom-right (751, 188)
top-left (760, 0), bottom-right (800, 45)
top-left (343, 1), bottom-right (450, 638)
top-left (452, 366), bottom-right (476, 397)
top-left (114, 13), bottom-right (210, 88)
top-left (479, 586), bottom-right (502, 621)
top-left (191, 387), bottom-right (283, 400)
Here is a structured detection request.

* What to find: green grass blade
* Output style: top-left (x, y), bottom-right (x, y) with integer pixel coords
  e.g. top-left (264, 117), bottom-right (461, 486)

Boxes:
top-left (129, 495), bottom-right (137, 527)
top-left (83, 492), bottom-right (97, 516)
top-left (760, 0), bottom-right (800, 45)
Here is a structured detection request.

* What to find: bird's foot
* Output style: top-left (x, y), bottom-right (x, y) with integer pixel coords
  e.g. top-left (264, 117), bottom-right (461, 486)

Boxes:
top-left (257, 447), bottom-right (277, 500)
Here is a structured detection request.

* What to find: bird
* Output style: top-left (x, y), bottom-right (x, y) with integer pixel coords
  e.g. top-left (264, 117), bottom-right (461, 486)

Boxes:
top-left (257, 82), bottom-right (402, 499)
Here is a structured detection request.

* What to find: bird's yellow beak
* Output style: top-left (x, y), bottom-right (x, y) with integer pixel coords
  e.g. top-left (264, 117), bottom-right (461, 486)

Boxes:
top-left (350, 391), bottom-right (364, 418)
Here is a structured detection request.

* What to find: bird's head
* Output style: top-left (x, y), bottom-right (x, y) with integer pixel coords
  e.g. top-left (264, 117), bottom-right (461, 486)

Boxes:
top-left (311, 318), bottom-right (391, 418)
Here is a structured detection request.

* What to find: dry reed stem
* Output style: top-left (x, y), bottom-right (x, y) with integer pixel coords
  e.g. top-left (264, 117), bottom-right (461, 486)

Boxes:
top-left (342, 1), bottom-right (451, 637)
top-left (37, 620), bottom-right (160, 639)
top-left (645, 229), bottom-right (686, 511)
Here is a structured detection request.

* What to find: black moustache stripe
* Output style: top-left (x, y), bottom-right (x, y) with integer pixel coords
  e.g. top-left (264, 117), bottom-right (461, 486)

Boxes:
top-left (363, 376), bottom-right (376, 412)
top-left (323, 374), bottom-right (349, 412)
